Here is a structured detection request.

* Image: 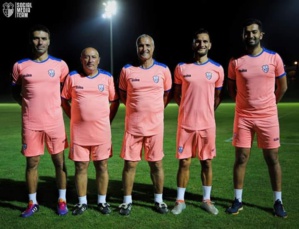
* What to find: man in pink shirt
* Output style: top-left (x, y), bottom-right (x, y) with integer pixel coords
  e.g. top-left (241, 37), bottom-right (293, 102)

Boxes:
top-left (226, 18), bottom-right (288, 218)
top-left (61, 47), bottom-right (119, 216)
top-left (171, 28), bottom-right (224, 215)
top-left (11, 24), bottom-right (69, 217)
top-left (118, 34), bottom-right (172, 215)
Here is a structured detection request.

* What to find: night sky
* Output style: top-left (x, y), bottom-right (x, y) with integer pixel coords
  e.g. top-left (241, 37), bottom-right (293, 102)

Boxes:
top-left (1, 0), bottom-right (299, 97)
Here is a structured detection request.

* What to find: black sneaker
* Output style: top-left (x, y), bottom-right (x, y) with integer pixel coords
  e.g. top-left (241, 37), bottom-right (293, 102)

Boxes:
top-left (98, 203), bottom-right (111, 215)
top-left (273, 200), bottom-right (287, 218)
top-left (225, 198), bottom-right (243, 215)
top-left (155, 202), bottom-right (168, 214)
top-left (119, 203), bottom-right (132, 216)
top-left (72, 203), bottom-right (88, 215)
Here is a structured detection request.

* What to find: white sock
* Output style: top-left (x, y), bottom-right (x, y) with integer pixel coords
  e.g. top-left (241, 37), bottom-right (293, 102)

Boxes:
top-left (98, 194), bottom-right (106, 204)
top-left (123, 195), bottom-right (132, 204)
top-left (234, 189), bottom-right (243, 202)
top-left (177, 187), bottom-right (186, 201)
top-left (29, 193), bottom-right (37, 204)
top-left (58, 189), bottom-right (66, 201)
top-left (273, 191), bottom-right (282, 203)
top-left (78, 195), bottom-right (87, 205)
top-left (154, 193), bottom-right (163, 203)
top-left (202, 186), bottom-right (212, 201)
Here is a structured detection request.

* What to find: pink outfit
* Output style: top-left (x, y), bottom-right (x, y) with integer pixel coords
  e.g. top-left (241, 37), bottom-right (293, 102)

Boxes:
top-left (61, 69), bottom-right (118, 145)
top-left (174, 60), bottom-right (224, 130)
top-left (12, 56), bottom-right (69, 130)
top-left (228, 48), bottom-right (286, 118)
top-left (228, 48), bottom-right (286, 148)
top-left (174, 59), bottom-right (224, 160)
top-left (119, 61), bottom-right (172, 136)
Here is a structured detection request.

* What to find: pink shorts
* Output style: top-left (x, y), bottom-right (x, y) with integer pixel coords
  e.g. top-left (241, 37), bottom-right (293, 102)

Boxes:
top-left (176, 127), bottom-right (216, 160)
top-left (69, 142), bottom-right (113, 162)
top-left (233, 113), bottom-right (280, 149)
top-left (120, 131), bottom-right (164, 162)
top-left (22, 126), bottom-right (68, 157)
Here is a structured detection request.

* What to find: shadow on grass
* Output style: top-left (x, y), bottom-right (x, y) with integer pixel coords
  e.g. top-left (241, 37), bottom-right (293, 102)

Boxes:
top-left (0, 176), bottom-right (273, 216)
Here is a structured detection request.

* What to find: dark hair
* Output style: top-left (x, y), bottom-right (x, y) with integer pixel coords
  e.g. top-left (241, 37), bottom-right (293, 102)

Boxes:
top-left (29, 24), bottom-right (50, 40)
top-left (242, 18), bottom-right (263, 32)
top-left (193, 28), bottom-right (210, 40)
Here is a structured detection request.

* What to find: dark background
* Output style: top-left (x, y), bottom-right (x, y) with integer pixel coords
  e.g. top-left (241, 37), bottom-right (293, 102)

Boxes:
top-left (1, 0), bottom-right (299, 101)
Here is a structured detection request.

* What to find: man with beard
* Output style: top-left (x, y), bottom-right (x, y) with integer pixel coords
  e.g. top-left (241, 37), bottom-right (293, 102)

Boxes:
top-left (171, 28), bottom-right (224, 215)
top-left (12, 24), bottom-right (69, 217)
top-left (226, 18), bottom-right (288, 218)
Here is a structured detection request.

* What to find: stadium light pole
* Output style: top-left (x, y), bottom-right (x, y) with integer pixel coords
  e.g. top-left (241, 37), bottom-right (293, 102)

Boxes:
top-left (102, 1), bottom-right (117, 75)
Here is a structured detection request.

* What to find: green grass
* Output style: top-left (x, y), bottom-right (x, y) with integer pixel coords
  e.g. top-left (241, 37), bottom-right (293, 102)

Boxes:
top-left (0, 102), bottom-right (299, 229)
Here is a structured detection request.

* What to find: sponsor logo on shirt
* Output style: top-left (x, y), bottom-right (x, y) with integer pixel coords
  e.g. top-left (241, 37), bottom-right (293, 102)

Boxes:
top-left (183, 74), bottom-right (191, 78)
top-left (75, 86), bottom-right (84, 89)
top-left (98, 84), bottom-right (104, 92)
top-left (48, 69), bottom-right (55, 77)
top-left (238, 69), bottom-right (247, 72)
top-left (206, 72), bottom-right (212, 80)
top-left (262, 65), bottom-right (269, 73)
top-left (20, 74), bottom-right (32, 78)
top-left (131, 78), bottom-right (140, 82)
top-left (153, 75), bottom-right (159, 83)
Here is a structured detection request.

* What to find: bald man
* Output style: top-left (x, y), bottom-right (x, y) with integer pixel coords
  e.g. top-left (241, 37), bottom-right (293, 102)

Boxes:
top-left (61, 47), bottom-right (120, 215)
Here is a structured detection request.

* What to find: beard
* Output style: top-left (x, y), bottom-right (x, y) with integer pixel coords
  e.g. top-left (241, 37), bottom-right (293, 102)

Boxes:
top-left (244, 38), bottom-right (260, 48)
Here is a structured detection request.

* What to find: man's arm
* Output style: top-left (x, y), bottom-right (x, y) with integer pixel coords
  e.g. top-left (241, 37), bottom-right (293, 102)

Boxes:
top-left (214, 88), bottom-right (222, 110)
top-left (173, 84), bottom-right (182, 106)
top-left (109, 99), bottom-right (120, 123)
top-left (119, 89), bottom-right (127, 105)
top-left (163, 90), bottom-right (172, 108)
top-left (227, 78), bottom-right (237, 102)
top-left (61, 98), bottom-right (71, 118)
top-left (11, 84), bottom-right (22, 106)
top-left (275, 75), bottom-right (287, 103)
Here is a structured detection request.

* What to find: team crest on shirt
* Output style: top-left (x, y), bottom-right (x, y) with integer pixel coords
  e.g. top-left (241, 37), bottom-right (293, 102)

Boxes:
top-left (98, 84), bottom-right (104, 92)
top-left (262, 65), bottom-right (269, 73)
top-left (153, 75), bottom-right (159, 83)
top-left (178, 146), bottom-right (183, 153)
top-left (205, 72), bottom-right (212, 80)
top-left (48, 69), bottom-right (55, 77)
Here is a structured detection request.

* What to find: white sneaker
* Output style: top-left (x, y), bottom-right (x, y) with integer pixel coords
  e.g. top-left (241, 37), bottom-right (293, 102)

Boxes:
top-left (201, 200), bottom-right (219, 215)
top-left (171, 201), bottom-right (186, 215)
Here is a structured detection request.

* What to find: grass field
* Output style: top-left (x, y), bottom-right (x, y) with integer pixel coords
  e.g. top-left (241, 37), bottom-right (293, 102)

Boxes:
top-left (0, 102), bottom-right (298, 229)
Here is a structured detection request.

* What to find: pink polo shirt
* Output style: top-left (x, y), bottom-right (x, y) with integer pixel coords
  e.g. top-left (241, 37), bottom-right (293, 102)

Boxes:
top-left (174, 59), bottom-right (224, 130)
top-left (12, 55), bottom-right (69, 130)
top-left (119, 61), bottom-right (172, 136)
top-left (228, 48), bottom-right (286, 118)
top-left (61, 69), bottom-right (118, 145)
